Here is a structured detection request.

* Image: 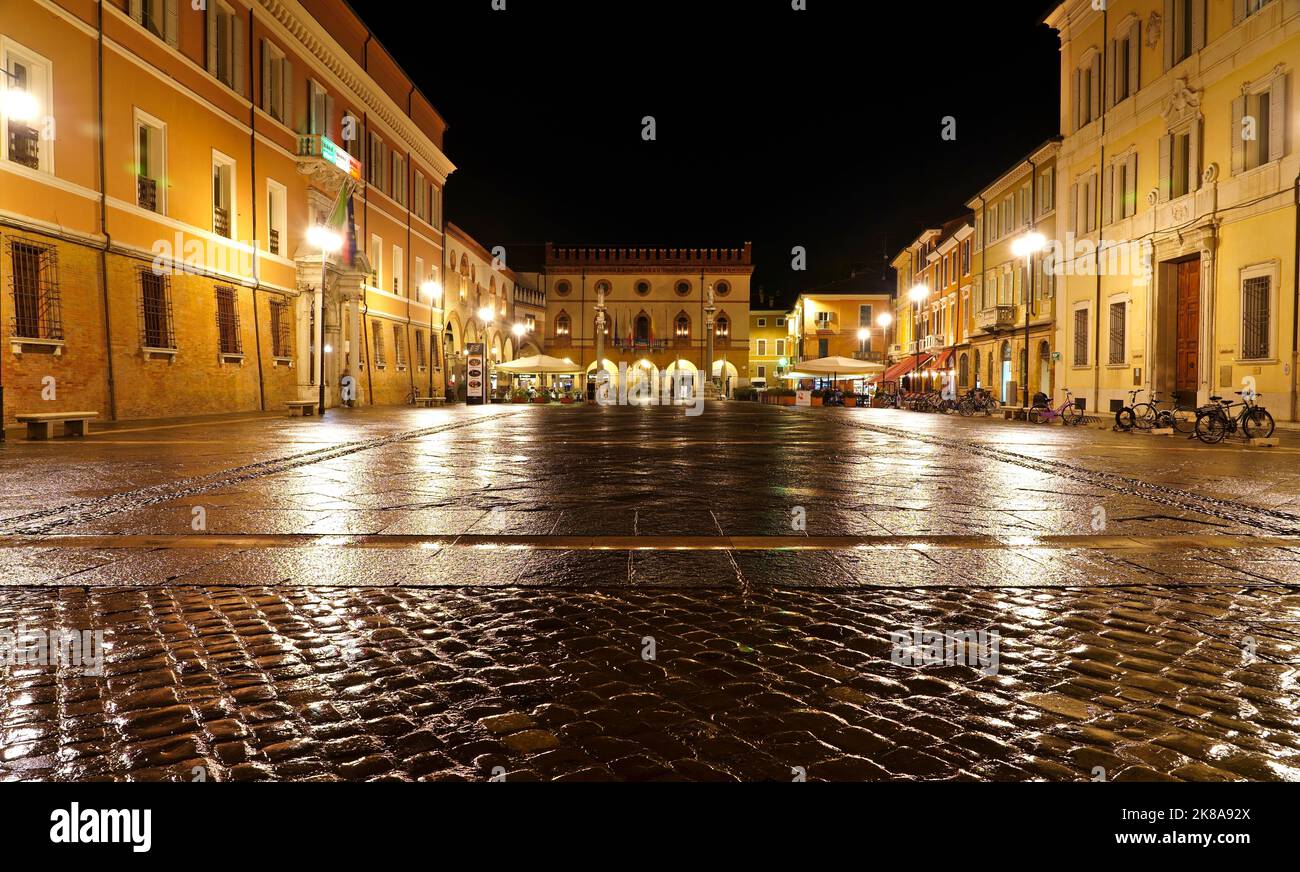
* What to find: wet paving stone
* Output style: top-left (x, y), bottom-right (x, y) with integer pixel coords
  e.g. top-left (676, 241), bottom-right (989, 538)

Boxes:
top-left (1, 405), bottom-right (1299, 780)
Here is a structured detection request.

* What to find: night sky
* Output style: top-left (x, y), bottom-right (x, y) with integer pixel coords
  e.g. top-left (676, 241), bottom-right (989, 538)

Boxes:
top-left (355, 0), bottom-right (1062, 306)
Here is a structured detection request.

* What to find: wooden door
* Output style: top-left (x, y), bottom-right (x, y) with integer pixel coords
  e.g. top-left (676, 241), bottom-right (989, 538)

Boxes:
top-left (1175, 259), bottom-right (1200, 402)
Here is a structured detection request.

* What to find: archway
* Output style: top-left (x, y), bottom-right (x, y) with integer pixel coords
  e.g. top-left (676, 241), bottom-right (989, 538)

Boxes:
top-left (1000, 340), bottom-right (1012, 404)
top-left (712, 359), bottom-right (740, 398)
top-left (585, 358), bottom-right (621, 400)
top-left (1038, 341), bottom-right (1051, 400)
top-left (626, 359), bottom-right (659, 403)
top-left (664, 359), bottom-right (699, 403)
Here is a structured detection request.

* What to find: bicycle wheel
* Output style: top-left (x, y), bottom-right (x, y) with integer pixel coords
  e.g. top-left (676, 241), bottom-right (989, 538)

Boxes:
top-left (958, 399), bottom-right (973, 417)
top-left (1061, 403), bottom-right (1083, 426)
top-left (1131, 403), bottom-right (1157, 430)
top-left (1170, 408), bottom-right (1197, 434)
top-left (1195, 411), bottom-right (1227, 444)
top-left (1028, 408), bottom-right (1045, 424)
top-left (1153, 410), bottom-right (1176, 430)
top-left (1114, 407), bottom-right (1136, 431)
top-left (1243, 408), bottom-right (1275, 439)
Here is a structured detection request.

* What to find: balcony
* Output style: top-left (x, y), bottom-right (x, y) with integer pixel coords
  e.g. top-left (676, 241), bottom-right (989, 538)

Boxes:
top-left (613, 338), bottom-right (667, 353)
top-left (213, 207), bottom-right (231, 239)
top-left (852, 350), bottom-right (885, 363)
top-left (514, 287), bottom-right (545, 308)
top-left (975, 305), bottom-right (1016, 333)
top-left (920, 334), bottom-right (944, 351)
top-left (296, 134), bottom-right (362, 190)
top-left (137, 176), bottom-right (159, 213)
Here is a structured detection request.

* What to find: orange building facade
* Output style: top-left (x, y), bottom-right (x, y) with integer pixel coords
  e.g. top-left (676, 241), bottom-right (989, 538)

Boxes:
top-left (0, 0), bottom-right (454, 425)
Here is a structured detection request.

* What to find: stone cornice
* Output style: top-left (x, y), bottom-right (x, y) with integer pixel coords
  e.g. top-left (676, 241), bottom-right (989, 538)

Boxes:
top-left (256, 0), bottom-right (456, 183)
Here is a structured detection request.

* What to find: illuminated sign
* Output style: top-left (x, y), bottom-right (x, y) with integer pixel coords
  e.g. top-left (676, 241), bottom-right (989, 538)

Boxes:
top-left (319, 136), bottom-right (361, 181)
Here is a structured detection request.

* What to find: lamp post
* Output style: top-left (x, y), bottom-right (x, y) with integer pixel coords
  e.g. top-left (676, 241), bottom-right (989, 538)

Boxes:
top-left (306, 225), bottom-right (342, 417)
top-left (421, 279), bottom-right (442, 400)
top-left (907, 284), bottom-right (929, 394)
top-left (1011, 230), bottom-right (1047, 410)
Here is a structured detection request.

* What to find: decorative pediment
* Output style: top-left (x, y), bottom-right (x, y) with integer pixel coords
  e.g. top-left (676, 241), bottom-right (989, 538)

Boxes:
top-left (1162, 78), bottom-right (1201, 123)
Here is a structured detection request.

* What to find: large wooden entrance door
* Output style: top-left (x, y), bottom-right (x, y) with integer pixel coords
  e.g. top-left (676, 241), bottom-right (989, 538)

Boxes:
top-left (1175, 259), bottom-right (1200, 406)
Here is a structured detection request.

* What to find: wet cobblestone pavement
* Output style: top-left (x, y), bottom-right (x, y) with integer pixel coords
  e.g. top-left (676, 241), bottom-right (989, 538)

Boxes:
top-left (2, 404), bottom-right (1299, 781)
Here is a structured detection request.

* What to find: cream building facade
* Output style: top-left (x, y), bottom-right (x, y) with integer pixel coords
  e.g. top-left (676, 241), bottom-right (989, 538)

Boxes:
top-left (541, 244), bottom-right (753, 396)
top-left (1048, 0), bottom-right (1299, 419)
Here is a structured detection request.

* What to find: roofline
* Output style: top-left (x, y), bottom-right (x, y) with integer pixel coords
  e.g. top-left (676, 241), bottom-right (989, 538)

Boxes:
top-left (965, 136), bottom-right (1064, 206)
top-left (339, 0), bottom-right (450, 133)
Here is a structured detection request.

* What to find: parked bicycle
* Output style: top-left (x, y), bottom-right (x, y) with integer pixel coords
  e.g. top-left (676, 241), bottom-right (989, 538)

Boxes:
top-left (957, 388), bottom-right (999, 417)
top-left (1029, 389), bottom-right (1085, 426)
top-left (1193, 391), bottom-right (1275, 444)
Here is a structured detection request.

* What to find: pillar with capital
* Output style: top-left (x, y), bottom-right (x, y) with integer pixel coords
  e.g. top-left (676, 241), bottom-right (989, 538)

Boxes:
top-left (594, 282), bottom-right (607, 397)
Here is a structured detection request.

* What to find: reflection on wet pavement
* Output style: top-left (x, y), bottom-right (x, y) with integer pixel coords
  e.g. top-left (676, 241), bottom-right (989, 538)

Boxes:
top-left (1, 403), bottom-right (1298, 781)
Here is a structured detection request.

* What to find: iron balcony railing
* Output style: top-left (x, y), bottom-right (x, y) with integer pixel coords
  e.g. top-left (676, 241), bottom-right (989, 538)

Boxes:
top-left (975, 305), bottom-right (1016, 332)
top-left (137, 176), bottom-right (159, 212)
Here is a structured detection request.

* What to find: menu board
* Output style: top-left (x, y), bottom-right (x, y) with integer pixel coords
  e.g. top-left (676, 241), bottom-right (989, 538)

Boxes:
top-left (466, 343), bottom-right (488, 405)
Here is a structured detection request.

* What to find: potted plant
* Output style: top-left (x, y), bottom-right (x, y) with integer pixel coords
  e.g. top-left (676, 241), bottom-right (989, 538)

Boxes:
top-left (810, 389), bottom-right (825, 407)
top-left (510, 388), bottom-right (530, 404)
top-left (560, 389), bottom-right (576, 405)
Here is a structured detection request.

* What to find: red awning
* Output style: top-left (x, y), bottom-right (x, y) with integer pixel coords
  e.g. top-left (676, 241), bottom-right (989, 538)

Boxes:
top-left (871, 354), bottom-right (934, 384)
top-left (924, 348), bottom-right (955, 371)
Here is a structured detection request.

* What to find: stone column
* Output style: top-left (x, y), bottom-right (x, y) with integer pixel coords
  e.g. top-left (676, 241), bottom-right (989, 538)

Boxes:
top-left (594, 284), bottom-right (607, 395)
top-left (704, 282), bottom-right (716, 388)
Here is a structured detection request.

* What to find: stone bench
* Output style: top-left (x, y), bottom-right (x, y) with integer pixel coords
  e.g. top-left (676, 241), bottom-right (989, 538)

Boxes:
top-left (15, 411), bottom-right (98, 439)
top-left (414, 396), bottom-right (446, 407)
top-left (286, 401), bottom-right (317, 417)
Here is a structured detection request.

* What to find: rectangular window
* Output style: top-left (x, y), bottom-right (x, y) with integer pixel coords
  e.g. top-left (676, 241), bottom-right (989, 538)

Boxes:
top-left (816, 311), bottom-right (831, 328)
top-left (757, 365), bottom-right (766, 379)
top-left (2, 45), bottom-right (53, 173)
top-left (1073, 307), bottom-right (1089, 366)
top-left (136, 0), bottom-right (176, 42)
top-left (135, 110), bottom-right (167, 214)
top-left (208, 1), bottom-right (242, 93)
top-left (371, 320), bottom-right (386, 367)
top-left (415, 330), bottom-right (426, 368)
top-left (267, 179), bottom-right (286, 256)
top-left (367, 133), bottom-right (387, 191)
top-left (307, 79), bottom-right (332, 137)
top-left (776, 339), bottom-right (785, 356)
top-left (756, 339), bottom-right (767, 356)
top-left (212, 151), bottom-right (235, 238)
top-left (215, 286), bottom-right (241, 354)
top-left (431, 185), bottom-right (442, 225)
top-left (370, 234), bottom-right (382, 288)
top-left (138, 267), bottom-right (175, 349)
top-left (391, 153), bottom-right (407, 206)
top-left (270, 299), bottom-right (291, 358)
top-left (392, 245), bottom-right (403, 295)
top-left (414, 171), bottom-right (428, 221)
top-left (1241, 274), bottom-right (1271, 359)
top-left (1108, 301), bottom-right (1126, 365)
top-left (757, 318), bottom-right (766, 327)
top-left (1039, 168), bottom-right (1055, 213)
top-left (393, 325), bottom-right (406, 368)
top-left (7, 238), bottom-right (62, 340)
top-left (262, 41), bottom-right (292, 125)
top-left (1172, 130), bottom-right (1192, 198)
top-left (1168, 0), bottom-right (1204, 68)
top-left (776, 317), bottom-right (785, 326)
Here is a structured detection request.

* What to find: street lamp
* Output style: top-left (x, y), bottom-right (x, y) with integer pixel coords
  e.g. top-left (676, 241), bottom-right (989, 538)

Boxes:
top-left (477, 306), bottom-right (494, 324)
top-left (857, 327), bottom-right (869, 357)
top-left (306, 224), bottom-right (342, 417)
top-left (1012, 230), bottom-right (1047, 409)
top-left (908, 283), bottom-right (929, 395)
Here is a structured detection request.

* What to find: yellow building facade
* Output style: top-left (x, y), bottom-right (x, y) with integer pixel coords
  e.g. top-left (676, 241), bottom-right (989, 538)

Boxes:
top-left (748, 309), bottom-right (790, 388)
top-left (966, 140), bottom-right (1062, 406)
top-left (890, 219), bottom-right (973, 392)
top-left (541, 244), bottom-right (753, 396)
top-left (0, 0), bottom-right (454, 425)
top-left (1048, 0), bottom-right (1299, 420)
top-left (788, 283), bottom-right (893, 372)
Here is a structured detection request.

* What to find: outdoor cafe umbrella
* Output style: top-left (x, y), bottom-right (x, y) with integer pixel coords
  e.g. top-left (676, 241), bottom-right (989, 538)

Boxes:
top-left (782, 355), bottom-right (885, 386)
top-left (492, 354), bottom-right (583, 374)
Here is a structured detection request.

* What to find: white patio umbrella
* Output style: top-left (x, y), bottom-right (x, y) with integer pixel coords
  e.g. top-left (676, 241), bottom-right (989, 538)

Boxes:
top-left (492, 354), bottom-right (584, 374)
top-left (783, 356), bottom-right (885, 385)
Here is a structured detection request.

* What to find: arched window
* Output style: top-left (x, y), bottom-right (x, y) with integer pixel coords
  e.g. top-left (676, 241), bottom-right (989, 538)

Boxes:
top-left (958, 353), bottom-right (969, 387)
top-left (674, 312), bottom-right (691, 339)
top-left (555, 312), bottom-right (571, 338)
top-left (973, 350), bottom-right (981, 385)
top-left (634, 313), bottom-right (651, 343)
top-left (715, 314), bottom-right (730, 338)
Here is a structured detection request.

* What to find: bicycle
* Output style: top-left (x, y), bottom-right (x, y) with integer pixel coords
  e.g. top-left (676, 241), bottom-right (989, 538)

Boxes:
top-left (1029, 388), bottom-right (1085, 426)
top-left (958, 388), bottom-right (999, 417)
top-left (1194, 391), bottom-right (1276, 444)
top-left (1114, 389), bottom-right (1151, 431)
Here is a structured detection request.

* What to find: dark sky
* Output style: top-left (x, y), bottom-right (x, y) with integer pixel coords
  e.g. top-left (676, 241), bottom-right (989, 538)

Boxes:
top-left (354, 0), bottom-right (1062, 307)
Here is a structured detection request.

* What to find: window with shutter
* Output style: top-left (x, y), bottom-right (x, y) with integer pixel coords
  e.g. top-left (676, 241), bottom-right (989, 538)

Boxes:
top-left (372, 320), bottom-right (386, 367)
top-left (215, 287), bottom-right (241, 354)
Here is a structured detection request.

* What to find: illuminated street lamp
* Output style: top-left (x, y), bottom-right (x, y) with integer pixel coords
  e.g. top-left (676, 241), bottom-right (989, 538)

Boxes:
top-left (478, 306), bottom-right (494, 324)
top-left (908, 284), bottom-right (929, 394)
top-left (511, 322), bottom-right (526, 338)
top-left (1012, 230), bottom-right (1047, 409)
top-left (306, 224), bottom-right (343, 417)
